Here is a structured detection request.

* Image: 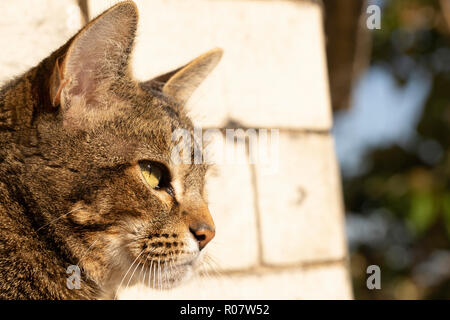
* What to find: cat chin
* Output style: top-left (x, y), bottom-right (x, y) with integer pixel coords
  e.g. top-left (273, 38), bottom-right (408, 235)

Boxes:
top-left (139, 263), bottom-right (195, 290)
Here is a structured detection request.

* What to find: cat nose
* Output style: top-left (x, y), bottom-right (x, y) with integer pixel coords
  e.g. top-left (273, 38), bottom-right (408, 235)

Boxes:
top-left (182, 200), bottom-right (215, 250)
top-left (189, 224), bottom-right (215, 250)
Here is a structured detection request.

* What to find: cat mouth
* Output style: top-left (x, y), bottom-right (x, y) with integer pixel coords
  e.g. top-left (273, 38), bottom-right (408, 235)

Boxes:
top-left (142, 259), bottom-right (195, 290)
top-left (174, 255), bottom-right (198, 267)
top-left (118, 241), bottom-right (201, 290)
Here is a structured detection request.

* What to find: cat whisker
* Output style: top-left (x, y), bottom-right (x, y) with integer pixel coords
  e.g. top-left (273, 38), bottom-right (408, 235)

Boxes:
top-left (153, 258), bottom-right (157, 289)
top-left (114, 249), bottom-right (145, 300)
top-left (35, 207), bottom-right (84, 232)
top-left (124, 252), bottom-right (146, 294)
top-left (147, 259), bottom-right (153, 289)
top-left (158, 258), bottom-right (162, 291)
top-left (169, 252), bottom-right (178, 279)
top-left (139, 257), bottom-right (147, 284)
top-left (160, 258), bottom-right (165, 291)
top-left (76, 239), bottom-right (99, 270)
top-left (201, 254), bottom-right (223, 279)
top-left (199, 256), bottom-right (215, 282)
top-left (212, 241), bottom-right (225, 246)
top-left (204, 254), bottom-right (222, 270)
top-left (201, 266), bottom-right (213, 284)
top-left (139, 248), bottom-right (157, 286)
top-left (171, 261), bottom-right (183, 284)
top-left (141, 250), bottom-right (152, 284)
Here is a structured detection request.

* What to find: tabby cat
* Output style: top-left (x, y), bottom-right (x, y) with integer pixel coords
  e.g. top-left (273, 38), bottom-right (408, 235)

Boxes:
top-left (0, 1), bottom-right (221, 299)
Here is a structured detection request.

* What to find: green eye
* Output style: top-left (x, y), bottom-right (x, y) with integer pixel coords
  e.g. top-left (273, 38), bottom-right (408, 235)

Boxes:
top-left (139, 161), bottom-right (163, 189)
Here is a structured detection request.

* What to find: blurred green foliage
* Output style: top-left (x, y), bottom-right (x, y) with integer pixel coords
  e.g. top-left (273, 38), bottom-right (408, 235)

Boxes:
top-left (345, 0), bottom-right (450, 299)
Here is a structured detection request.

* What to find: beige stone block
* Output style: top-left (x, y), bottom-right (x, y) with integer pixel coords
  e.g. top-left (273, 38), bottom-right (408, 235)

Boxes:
top-left (0, 0), bottom-right (82, 83)
top-left (88, 0), bottom-right (332, 130)
top-left (255, 132), bottom-right (348, 265)
top-left (201, 130), bottom-right (259, 271)
top-left (119, 263), bottom-right (353, 299)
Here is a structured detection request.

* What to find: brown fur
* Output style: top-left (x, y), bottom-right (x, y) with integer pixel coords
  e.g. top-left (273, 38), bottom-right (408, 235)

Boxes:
top-left (0, 1), bottom-right (220, 299)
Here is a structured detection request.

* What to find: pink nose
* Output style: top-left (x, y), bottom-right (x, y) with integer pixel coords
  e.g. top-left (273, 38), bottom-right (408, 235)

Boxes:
top-left (189, 225), bottom-right (215, 250)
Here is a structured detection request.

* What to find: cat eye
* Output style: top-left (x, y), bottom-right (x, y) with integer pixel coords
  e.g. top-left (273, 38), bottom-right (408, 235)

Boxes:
top-left (138, 161), bottom-right (172, 192)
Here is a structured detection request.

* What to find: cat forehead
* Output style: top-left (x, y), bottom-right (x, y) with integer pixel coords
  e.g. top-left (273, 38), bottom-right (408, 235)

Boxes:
top-left (115, 89), bottom-right (193, 138)
top-left (89, 90), bottom-right (199, 158)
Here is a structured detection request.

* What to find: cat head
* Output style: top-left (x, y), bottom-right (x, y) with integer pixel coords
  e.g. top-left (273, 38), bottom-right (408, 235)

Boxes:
top-left (28, 1), bottom-right (221, 294)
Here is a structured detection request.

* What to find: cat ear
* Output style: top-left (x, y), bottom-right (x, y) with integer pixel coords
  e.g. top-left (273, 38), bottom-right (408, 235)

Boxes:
top-left (144, 48), bottom-right (223, 105)
top-left (50, 1), bottom-right (138, 110)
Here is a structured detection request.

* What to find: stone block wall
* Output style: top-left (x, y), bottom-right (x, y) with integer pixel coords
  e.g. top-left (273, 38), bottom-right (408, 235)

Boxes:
top-left (0, 0), bottom-right (352, 300)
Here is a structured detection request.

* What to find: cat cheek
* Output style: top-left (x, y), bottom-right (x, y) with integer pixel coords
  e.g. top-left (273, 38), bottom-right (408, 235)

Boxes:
top-left (68, 206), bottom-right (100, 225)
top-left (152, 191), bottom-right (174, 210)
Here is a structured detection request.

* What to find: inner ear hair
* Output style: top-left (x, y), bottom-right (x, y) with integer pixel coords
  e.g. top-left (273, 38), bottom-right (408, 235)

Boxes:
top-left (50, 55), bottom-right (67, 107)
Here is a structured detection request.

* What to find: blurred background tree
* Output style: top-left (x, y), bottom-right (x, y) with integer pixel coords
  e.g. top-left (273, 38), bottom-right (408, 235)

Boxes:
top-left (340, 0), bottom-right (450, 299)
